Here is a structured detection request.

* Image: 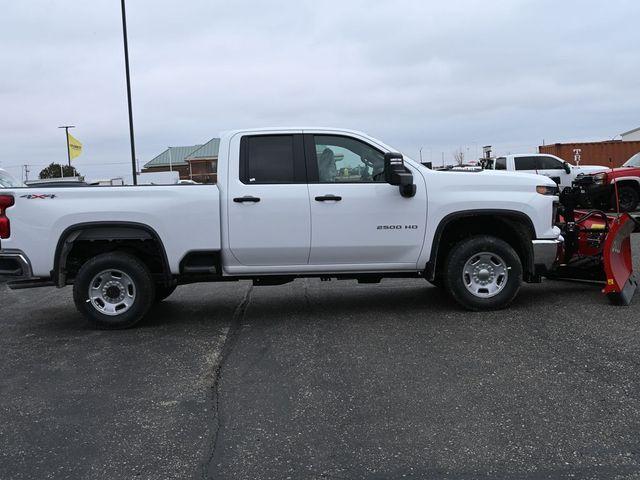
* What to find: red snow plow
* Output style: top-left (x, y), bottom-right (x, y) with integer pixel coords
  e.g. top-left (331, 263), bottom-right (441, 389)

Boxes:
top-left (548, 184), bottom-right (640, 305)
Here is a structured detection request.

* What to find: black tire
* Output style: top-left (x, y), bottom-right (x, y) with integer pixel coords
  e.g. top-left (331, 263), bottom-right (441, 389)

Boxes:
top-left (155, 283), bottom-right (177, 302)
top-left (611, 186), bottom-right (639, 212)
top-left (73, 252), bottom-right (155, 329)
top-left (444, 235), bottom-right (522, 311)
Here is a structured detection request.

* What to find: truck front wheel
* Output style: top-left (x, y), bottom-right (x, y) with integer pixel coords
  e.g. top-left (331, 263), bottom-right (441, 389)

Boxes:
top-left (73, 252), bottom-right (155, 329)
top-left (444, 235), bottom-right (522, 311)
top-left (611, 185), bottom-right (639, 212)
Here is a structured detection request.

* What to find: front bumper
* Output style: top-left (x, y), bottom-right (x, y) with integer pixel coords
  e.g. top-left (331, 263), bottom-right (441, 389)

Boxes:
top-left (532, 237), bottom-right (563, 274)
top-left (0, 249), bottom-right (32, 278)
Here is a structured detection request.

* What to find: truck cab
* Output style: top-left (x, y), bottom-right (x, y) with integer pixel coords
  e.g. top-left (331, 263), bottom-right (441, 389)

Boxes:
top-left (222, 128), bottom-right (428, 273)
top-left (492, 153), bottom-right (606, 189)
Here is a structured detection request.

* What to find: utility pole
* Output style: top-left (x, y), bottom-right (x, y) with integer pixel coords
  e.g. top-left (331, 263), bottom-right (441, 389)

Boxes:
top-left (120, 0), bottom-right (138, 185)
top-left (58, 125), bottom-right (75, 166)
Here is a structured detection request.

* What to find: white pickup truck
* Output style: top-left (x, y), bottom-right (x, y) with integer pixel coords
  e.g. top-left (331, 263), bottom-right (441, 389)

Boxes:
top-left (0, 128), bottom-right (562, 328)
top-left (488, 153), bottom-right (606, 189)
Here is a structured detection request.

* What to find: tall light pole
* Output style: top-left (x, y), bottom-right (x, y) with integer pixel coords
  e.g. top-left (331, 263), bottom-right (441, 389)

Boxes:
top-left (58, 125), bottom-right (75, 167)
top-left (120, 0), bottom-right (138, 185)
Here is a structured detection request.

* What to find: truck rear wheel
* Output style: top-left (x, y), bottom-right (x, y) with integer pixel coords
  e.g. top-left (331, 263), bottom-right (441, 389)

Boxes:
top-left (444, 235), bottom-right (522, 311)
top-left (73, 252), bottom-right (155, 329)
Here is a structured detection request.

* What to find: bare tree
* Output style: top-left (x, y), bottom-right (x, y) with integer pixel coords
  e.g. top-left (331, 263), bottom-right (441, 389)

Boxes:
top-left (453, 149), bottom-right (465, 166)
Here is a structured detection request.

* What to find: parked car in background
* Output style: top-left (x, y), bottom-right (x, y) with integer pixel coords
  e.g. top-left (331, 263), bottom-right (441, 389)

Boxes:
top-left (25, 177), bottom-right (88, 188)
top-left (487, 154), bottom-right (607, 189)
top-left (576, 152), bottom-right (640, 212)
top-left (137, 171), bottom-right (180, 185)
top-left (0, 169), bottom-right (24, 188)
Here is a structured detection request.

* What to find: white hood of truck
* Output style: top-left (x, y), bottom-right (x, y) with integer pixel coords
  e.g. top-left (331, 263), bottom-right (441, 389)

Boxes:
top-left (574, 165), bottom-right (608, 174)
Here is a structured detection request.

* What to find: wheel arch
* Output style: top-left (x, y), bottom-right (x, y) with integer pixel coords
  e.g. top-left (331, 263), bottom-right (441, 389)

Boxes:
top-left (52, 221), bottom-right (171, 287)
top-left (425, 210), bottom-right (536, 282)
top-left (611, 177), bottom-right (640, 189)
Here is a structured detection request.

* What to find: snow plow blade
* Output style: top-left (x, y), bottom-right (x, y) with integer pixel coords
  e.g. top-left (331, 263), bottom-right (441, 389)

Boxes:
top-left (602, 213), bottom-right (638, 305)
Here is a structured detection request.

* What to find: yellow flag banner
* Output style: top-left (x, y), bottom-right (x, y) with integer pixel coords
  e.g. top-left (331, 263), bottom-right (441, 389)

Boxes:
top-left (68, 133), bottom-right (83, 160)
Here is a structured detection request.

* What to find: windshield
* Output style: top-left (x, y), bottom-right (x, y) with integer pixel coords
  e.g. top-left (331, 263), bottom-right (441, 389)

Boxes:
top-left (623, 152), bottom-right (640, 167)
top-left (0, 170), bottom-right (23, 188)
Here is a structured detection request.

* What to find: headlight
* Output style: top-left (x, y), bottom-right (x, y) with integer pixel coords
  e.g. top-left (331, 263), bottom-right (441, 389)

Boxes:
top-left (536, 185), bottom-right (559, 196)
top-left (593, 173), bottom-right (606, 185)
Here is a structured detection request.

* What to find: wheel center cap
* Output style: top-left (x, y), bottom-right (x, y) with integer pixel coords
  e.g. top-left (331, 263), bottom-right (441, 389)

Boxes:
top-left (103, 282), bottom-right (125, 303)
top-left (477, 268), bottom-right (491, 281)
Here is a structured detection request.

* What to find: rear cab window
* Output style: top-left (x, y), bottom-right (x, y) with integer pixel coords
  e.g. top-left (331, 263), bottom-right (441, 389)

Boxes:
top-left (495, 157), bottom-right (507, 170)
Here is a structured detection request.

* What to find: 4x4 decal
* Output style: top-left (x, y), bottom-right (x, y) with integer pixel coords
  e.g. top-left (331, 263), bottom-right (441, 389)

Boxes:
top-left (20, 194), bottom-right (57, 199)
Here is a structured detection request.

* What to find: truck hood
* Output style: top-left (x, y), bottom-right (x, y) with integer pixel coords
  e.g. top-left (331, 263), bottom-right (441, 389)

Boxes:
top-left (426, 167), bottom-right (557, 188)
top-left (573, 165), bottom-right (608, 174)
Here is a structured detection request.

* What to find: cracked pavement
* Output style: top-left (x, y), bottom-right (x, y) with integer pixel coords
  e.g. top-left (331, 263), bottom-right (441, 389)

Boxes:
top-left (2, 237), bottom-right (640, 479)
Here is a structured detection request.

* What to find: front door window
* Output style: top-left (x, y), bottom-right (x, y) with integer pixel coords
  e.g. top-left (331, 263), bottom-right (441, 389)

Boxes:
top-left (312, 135), bottom-right (385, 183)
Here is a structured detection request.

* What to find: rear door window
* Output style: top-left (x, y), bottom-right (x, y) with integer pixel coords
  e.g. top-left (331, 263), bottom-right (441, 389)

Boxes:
top-left (514, 156), bottom-right (538, 170)
top-left (240, 135), bottom-right (304, 184)
top-left (495, 157), bottom-right (507, 170)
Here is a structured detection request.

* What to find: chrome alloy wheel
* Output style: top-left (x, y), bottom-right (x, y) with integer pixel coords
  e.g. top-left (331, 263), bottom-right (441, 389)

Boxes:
top-left (462, 252), bottom-right (509, 298)
top-left (88, 269), bottom-right (136, 316)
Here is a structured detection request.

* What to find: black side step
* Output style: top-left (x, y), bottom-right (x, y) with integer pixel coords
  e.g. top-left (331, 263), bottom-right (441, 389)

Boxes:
top-left (7, 278), bottom-right (56, 290)
top-left (179, 251), bottom-right (221, 276)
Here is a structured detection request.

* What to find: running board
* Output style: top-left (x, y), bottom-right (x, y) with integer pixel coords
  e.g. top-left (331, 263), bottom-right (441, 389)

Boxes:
top-left (7, 278), bottom-right (56, 290)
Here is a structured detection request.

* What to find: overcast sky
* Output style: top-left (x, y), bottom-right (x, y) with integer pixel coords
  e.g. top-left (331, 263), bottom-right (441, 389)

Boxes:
top-left (1, 0), bottom-right (638, 182)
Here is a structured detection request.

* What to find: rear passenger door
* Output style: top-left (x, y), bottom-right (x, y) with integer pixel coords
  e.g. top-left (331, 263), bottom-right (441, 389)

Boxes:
top-left (227, 133), bottom-right (311, 266)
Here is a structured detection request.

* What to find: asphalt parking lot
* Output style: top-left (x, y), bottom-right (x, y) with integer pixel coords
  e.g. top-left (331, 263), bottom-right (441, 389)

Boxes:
top-left (2, 239), bottom-right (640, 479)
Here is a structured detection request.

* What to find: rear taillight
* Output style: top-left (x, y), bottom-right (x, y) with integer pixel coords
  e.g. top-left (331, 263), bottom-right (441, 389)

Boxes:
top-left (0, 195), bottom-right (15, 239)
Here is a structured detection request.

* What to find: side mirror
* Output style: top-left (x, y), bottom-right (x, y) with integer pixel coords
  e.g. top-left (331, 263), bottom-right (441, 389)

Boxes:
top-left (563, 161), bottom-right (572, 174)
top-left (384, 152), bottom-right (416, 198)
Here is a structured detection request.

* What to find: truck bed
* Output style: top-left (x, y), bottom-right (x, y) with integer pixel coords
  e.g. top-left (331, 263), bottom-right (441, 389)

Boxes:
top-left (0, 184), bottom-right (221, 276)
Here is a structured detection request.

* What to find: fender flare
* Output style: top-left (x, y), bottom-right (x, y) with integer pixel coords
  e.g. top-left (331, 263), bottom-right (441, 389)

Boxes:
top-left (52, 221), bottom-right (171, 287)
top-left (425, 209), bottom-right (536, 281)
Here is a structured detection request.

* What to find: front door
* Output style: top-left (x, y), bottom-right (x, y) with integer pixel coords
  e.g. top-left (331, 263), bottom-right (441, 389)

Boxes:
top-left (305, 133), bottom-right (427, 269)
top-left (536, 155), bottom-right (572, 188)
top-left (227, 133), bottom-right (311, 266)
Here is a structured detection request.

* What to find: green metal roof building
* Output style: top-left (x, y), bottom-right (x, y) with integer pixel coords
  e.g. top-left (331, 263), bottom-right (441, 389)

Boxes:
top-left (142, 138), bottom-right (220, 183)
top-left (142, 145), bottom-right (202, 169)
top-left (186, 138), bottom-right (220, 162)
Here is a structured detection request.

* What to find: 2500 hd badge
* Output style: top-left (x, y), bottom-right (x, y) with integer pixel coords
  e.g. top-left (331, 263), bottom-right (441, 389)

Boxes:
top-left (377, 225), bottom-right (419, 230)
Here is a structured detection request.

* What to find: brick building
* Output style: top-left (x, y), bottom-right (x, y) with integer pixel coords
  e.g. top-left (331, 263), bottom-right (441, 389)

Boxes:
top-left (141, 138), bottom-right (219, 183)
top-left (185, 138), bottom-right (219, 183)
top-left (538, 127), bottom-right (640, 168)
top-left (539, 140), bottom-right (640, 168)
